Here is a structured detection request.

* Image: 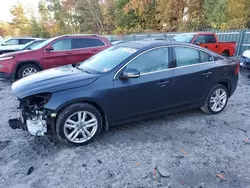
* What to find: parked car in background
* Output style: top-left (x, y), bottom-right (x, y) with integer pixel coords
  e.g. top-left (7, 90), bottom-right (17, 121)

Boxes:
top-left (9, 41), bottom-right (239, 146)
top-left (173, 32), bottom-right (236, 57)
top-left (0, 39), bottom-right (46, 55)
top-left (142, 37), bottom-right (168, 41)
top-left (112, 40), bottom-right (125, 45)
top-left (0, 37), bottom-right (39, 46)
top-left (240, 49), bottom-right (250, 78)
top-left (0, 36), bottom-right (3, 45)
top-left (0, 34), bottom-right (111, 79)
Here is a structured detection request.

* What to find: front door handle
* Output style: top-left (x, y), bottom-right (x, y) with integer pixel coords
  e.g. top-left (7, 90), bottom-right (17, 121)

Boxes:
top-left (202, 72), bottom-right (212, 76)
top-left (157, 80), bottom-right (170, 85)
top-left (205, 46), bottom-right (208, 48)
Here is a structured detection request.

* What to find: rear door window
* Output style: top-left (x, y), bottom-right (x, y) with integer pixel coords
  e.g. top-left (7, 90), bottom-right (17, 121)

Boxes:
top-left (174, 47), bottom-right (214, 67)
top-left (174, 47), bottom-right (200, 67)
top-left (52, 39), bottom-right (72, 51)
top-left (73, 38), bottom-right (105, 49)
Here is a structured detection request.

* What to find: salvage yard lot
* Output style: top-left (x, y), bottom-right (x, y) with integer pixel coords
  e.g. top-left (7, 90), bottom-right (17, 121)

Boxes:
top-left (0, 77), bottom-right (250, 188)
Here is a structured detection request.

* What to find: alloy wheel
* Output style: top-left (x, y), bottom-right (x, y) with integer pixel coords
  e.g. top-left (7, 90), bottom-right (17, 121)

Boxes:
top-left (209, 88), bottom-right (227, 112)
top-left (63, 111), bottom-right (98, 143)
top-left (22, 67), bottom-right (38, 77)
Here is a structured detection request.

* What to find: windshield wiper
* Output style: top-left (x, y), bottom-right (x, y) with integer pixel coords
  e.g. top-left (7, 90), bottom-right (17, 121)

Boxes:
top-left (74, 65), bottom-right (91, 74)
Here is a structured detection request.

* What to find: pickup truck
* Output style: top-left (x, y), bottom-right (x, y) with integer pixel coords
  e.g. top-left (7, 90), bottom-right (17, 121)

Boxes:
top-left (173, 32), bottom-right (236, 57)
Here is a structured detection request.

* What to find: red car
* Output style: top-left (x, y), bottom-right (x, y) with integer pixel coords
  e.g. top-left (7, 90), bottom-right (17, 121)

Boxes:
top-left (0, 34), bottom-right (112, 79)
top-left (173, 32), bottom-right (236, 57)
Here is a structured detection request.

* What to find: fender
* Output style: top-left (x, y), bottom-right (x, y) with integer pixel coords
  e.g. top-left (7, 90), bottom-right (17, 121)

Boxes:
top-left (217, 78), bottom-right (232, 95)
top-left (13, 60), bottom-right (44, 78)
top-left (46, 97), bottom-right (110, 130)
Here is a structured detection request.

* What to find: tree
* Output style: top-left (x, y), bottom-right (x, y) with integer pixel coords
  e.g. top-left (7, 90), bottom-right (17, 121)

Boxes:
top-left (227, 0), bottom-right (250, 29)
top-left (156, 0), bottom-right (187, 32)
top-left (100, 0), bottom-right (116, 33)
top-left (124, 0), bottom-right (157, 30)
top-left (10, 3), bottom-right (30, 35)
top-left (204, 0), bottom-right (228, 29)
top-left (115, 0), bottom-right (139, 31)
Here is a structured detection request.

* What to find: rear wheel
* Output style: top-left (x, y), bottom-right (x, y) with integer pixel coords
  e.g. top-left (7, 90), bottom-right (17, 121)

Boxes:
top-left (201, 84), bottom-right (229, 114)
top-left (56, 103), bottom-right (103, 147)
top-left (17, 63), bottom-right (40, 79)
top-left (222, 50), bottom-right (230, 57)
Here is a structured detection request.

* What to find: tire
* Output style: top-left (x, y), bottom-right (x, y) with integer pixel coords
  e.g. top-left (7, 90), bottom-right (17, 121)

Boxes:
top-left (17, 63), bottom-right (40, 79)
top-left (55, 103), bottom-right (103, 147)
top-left (201, 84), bottom-right (229, 115)
top-left (222, 51), bottom-right (229, 57)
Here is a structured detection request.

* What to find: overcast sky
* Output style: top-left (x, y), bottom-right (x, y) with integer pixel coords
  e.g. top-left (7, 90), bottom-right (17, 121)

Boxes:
top-left (0, 0), bottom-right (39, 22)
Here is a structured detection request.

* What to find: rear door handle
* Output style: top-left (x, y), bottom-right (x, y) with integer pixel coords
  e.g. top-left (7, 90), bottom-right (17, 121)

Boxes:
top-left (157, 80), bottom-right (170, 85)
top-left (91, 49), bottom-right (99, 52)
top-left (202, 72), bottom-right (212, 76)
top-left (205, 46), bottom-right (208, 48)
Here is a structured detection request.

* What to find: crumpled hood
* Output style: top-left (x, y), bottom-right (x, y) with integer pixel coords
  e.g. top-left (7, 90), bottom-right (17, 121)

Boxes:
top-left (12, 65), bottom-right (99, 98)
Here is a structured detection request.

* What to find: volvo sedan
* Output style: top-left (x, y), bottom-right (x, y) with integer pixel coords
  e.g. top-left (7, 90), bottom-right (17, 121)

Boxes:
top-left (9, 41), bottom-right (239, 146)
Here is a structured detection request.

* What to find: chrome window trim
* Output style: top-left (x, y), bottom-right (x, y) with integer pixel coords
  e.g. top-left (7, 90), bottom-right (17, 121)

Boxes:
top-left (113, 45), bottom-right (214, 80)
top-left (43, 38), bottom-right (107, 52)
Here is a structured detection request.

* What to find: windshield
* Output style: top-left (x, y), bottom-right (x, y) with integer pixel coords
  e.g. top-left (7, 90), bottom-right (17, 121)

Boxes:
top-left (173, 34), bottom-right (195, 43)
top-left (32, 37), bottom-right (57, 50)
top-left (78, 46), bottom-right (137, 73)
top-left (22, 40), bottom-right (46, 50)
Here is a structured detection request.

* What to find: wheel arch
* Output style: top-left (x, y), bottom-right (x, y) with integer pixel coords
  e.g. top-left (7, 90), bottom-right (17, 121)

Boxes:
top-left (13, 60), bottom-right (43, 79)
top-left (54, 99), bottom-right (109, 131)
top-left (217, 79), bottom-right (232, 97)
top-left (221, 49), bottom-right (230, 56)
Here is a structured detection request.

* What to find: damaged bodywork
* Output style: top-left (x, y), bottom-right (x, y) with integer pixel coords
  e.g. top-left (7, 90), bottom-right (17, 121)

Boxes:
top-left (9, 93), bottom-right (55, 136)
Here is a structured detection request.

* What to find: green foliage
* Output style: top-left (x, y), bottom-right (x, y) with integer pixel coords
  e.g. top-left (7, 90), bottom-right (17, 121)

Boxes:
top-left (3, 0), bottom-right (250, 37)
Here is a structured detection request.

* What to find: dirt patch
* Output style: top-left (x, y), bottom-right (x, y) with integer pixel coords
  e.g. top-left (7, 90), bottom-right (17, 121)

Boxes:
top-left (0, 77), bottom-right (250, 188)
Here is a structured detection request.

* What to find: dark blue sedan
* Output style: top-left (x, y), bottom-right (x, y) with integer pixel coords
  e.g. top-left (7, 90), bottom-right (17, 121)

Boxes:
top-left (9, 41), bottom-right (239, 146)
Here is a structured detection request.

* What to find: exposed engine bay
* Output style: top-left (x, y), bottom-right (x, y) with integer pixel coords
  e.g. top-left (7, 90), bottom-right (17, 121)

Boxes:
top-left (9, 93), bottom-right (54, 136)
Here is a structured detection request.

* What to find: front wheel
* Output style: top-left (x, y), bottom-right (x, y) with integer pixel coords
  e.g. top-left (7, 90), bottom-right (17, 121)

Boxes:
top-left (201, 84), bottom-right (229, 114)
top-left (56, 103), bottom-right (103, 146)
top-left (17, 63), bottom-right (40, 79)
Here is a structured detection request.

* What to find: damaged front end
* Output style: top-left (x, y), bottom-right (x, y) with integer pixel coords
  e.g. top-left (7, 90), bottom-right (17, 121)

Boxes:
top-left (9, 93), bottom-right (56, 136)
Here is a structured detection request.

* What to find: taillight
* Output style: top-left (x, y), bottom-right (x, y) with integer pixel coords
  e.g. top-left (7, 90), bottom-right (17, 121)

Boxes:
top-left (235, 62), bottom-right (240, 75)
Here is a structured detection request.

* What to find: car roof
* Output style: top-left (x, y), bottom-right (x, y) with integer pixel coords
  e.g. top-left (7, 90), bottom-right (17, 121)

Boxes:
top-left (116, 40), bottom-right (201, 50)
top-left (6, 37), bottom-right (42, 40)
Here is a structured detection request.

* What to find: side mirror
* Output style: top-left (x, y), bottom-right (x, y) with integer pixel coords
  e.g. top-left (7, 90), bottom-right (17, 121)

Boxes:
top-left (45, 46), bottom-right (54, 51)
top-left (26, 47), bottom-right (31, 50)
top-left (1, 43), bottom-right (7, 46)
top-left (120, 68), bottom-right (140, 79)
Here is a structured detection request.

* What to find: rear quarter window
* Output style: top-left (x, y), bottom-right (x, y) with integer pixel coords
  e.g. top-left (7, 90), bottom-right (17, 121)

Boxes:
top-left (73, 38), bottom-right (105, 49)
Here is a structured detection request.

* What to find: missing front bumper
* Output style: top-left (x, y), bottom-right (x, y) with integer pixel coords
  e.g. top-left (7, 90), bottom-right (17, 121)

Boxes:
top-left (9, 118), bottom-right (26, 130)
top-left (9, 115), bottom-right (47, 136)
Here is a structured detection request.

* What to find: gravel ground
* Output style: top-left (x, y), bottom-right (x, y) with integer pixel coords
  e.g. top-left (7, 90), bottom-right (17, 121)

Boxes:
top-left (0, 76), bottom-right (250, 188)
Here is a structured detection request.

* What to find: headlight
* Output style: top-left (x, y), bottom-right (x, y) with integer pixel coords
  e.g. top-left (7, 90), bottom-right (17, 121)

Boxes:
top-left (0, 56), bottom-right (14, 61)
